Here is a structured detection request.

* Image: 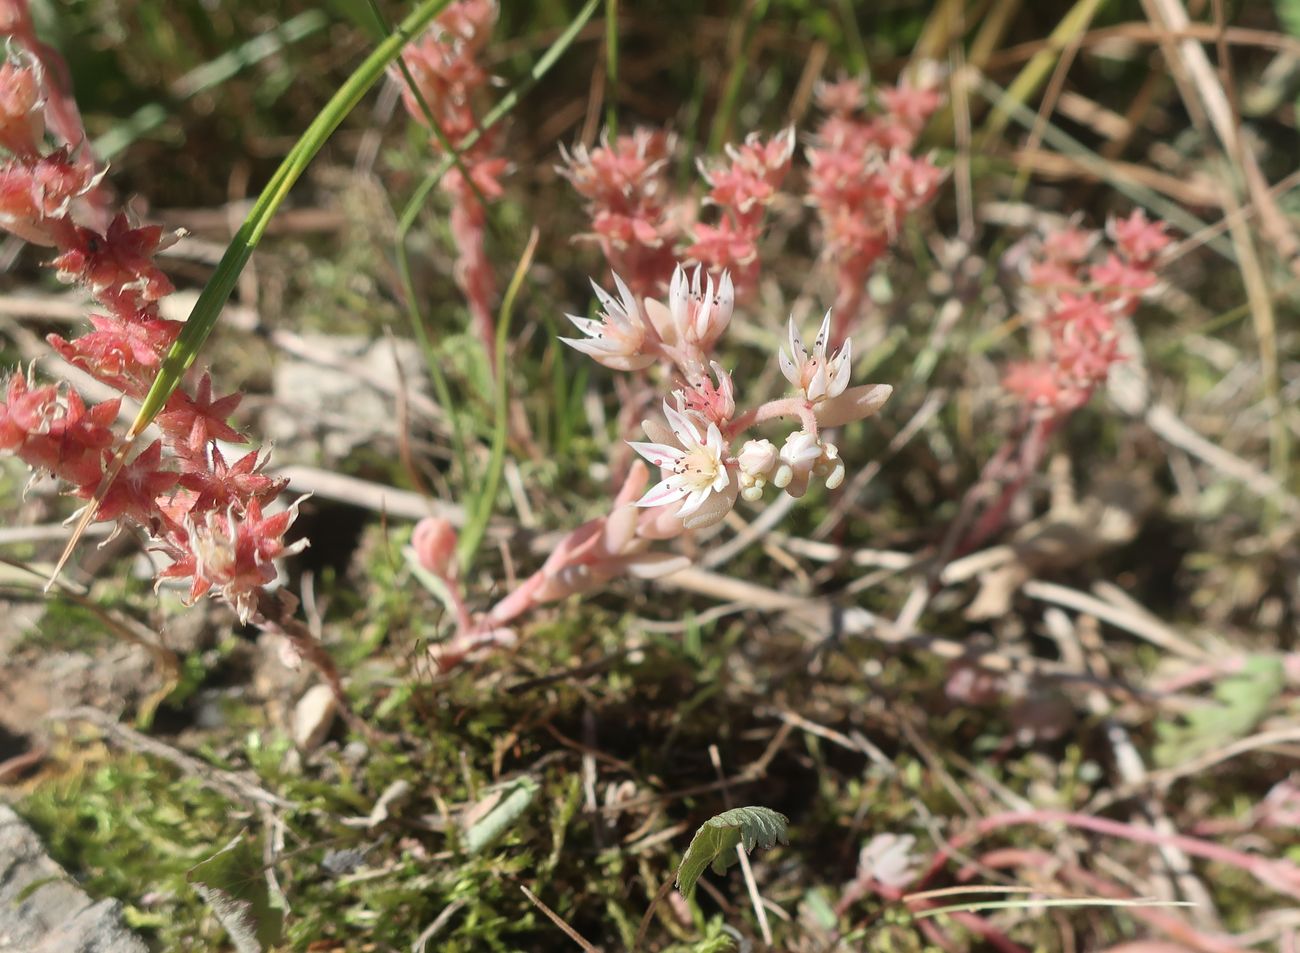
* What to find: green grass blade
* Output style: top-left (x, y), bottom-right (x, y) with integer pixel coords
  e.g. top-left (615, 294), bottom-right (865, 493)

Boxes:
top-left (94, 11), bottom-right (330, 159)
top-left (708, 0), bottom-right (771, 154)
top-left (914, 897), bottom-right (1195, 919)
top-left (126, 0), bottom-right (455, 439)
top-left (393, 0), bottom-right (599, 481)
top-left (455, 229), bottom-right (538, 572)
top-left (605, 0), bottom-right (619, 136)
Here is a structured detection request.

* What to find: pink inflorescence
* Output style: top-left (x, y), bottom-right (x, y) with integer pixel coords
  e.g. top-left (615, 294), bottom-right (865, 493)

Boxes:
top-left (558, 128), bottom-right (683, 300)
top-left (423, 261), bottom-right (895, 670)
top-left (687, 127), bottom-right (796, 297)
top-left (560, 126), bottom-right (796, 302)
top-left (806, 72), bottom-right (946, 343)
top-left (399, 0), bottom-right (508, 360)
top-left (0, 28), bottom-right (304, 623)
top-left (1004, 210), bottom-right (1170, 415)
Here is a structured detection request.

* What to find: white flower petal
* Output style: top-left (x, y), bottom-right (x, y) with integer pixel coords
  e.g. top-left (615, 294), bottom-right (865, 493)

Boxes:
top-left (560, 336), bottom-right (610, 356)
top-left (565, 314), bottom-right (605, 336)
top-left (715, 271), bottom-right (735, 323)
top-left (663, 400), bottom-right (702, 448)
top-left (788, 316), bottom-right (805, 357)
top-left (813, 310), bottom-right (832, 359)
top-left (612, 271), bottom-right (639, 321)
top-left (628, 440), bottom-right (684, 469)
top-left (669, 265), bottom-right (688, 326)
top-left (778, 346), bottom-right (800, 386)
top-left (828, 337), bottom-right (853, 397)
top-left (704, 422), bottom-right (726, 456)
top-left (590, 277), bottom-right (622, 319)
top-left (808, 361), bottom-right (828, 401)
top-left (676, 486), bottom-right (710, 517)
top-left (694, 296), bottom-right (713, 340)
top-left (637, 480), bottom-right (690, 509)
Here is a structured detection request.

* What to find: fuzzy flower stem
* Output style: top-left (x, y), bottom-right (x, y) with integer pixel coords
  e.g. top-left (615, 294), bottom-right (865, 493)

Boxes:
top-left (730, 397), bottom-right (818, 439)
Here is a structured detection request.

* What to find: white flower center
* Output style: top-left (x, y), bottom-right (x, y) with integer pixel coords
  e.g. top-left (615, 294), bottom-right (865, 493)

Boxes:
top-left (674, 444), bottom-right (725, 491)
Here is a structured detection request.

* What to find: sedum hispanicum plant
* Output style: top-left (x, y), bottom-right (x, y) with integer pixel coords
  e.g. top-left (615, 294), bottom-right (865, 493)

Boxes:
top-left (410, 263), bottom-right (893, 669)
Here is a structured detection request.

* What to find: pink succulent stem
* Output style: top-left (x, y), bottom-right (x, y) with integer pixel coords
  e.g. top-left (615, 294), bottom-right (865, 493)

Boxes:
top-left (967, 847), bottom-right (1252, 953)
top-left (731, 396), bottom-right (818, 439)
top-left (869, 880), bottom-right (1027, 953)
top-left (921, 810), bottom-right (1300, 903)
top-left (955, 412), bottom-right (1061, 556)
top-left (441, 573), bottom-right (474, 632)
top-left (450, 186), bottom-right (496, 365)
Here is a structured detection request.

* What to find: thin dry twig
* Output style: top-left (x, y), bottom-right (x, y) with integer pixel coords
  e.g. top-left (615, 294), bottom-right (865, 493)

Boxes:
top-left (520, 885), bottom-right (600, 952)
top-left (1021, 579), bottom-right (1209, 661)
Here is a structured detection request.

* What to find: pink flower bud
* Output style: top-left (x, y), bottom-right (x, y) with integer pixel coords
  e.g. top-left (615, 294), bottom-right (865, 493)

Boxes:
top-left (412, 516), bottom-right (457, 577)
top-left (0, 60), bottom-right (44, 156)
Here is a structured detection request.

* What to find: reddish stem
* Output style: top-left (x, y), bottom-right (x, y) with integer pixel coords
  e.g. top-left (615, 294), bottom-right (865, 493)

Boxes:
top-left (954, 412), bottom-right (1062, 557)
top-left (729, 396), bottom-right (818, 440)
top-left (922, 809), bottom-right (1300, 902)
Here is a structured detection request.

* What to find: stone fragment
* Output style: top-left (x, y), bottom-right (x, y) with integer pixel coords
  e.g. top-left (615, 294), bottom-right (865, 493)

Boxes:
top-left (0, 805), bottom-right (148, 953)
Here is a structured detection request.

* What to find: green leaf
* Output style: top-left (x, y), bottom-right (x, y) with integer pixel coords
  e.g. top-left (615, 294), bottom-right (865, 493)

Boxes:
top-left (187, 831), bottom-right (285, 953)
top-left (1154, 655), bottom-right (1285, 768)
top-left (676, 806), bottom-right (789, 897)
top-left (455, 230), bottom-right (537, 572)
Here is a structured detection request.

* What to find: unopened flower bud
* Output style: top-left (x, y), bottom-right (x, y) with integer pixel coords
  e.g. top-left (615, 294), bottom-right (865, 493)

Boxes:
top-left (772, 433), bottom-right (848, 498)
top-left (812, 440), bottom-right (845, 490)
top-left (669, 264), bottom-right (734, 348)
top-left (412, 516), bottom-right (457, 577)
top-left (737, 438), bottom-right (778, 502)
top-left (676, 361), bottom-right (735, 426)
top-left (774, 430), bottom-right (822, 498)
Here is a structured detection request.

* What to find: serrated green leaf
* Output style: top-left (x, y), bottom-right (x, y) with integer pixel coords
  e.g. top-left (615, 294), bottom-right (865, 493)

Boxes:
top-left (187, 831), bottom-right (284, 953)
top-left (1154, 655), bottom-right (1284, 768)
top-left (676, 806), bottom-right (789, 897)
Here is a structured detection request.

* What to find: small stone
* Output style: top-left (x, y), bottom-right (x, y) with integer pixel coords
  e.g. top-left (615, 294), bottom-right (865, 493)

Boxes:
top-left (0, 806), bottom-right (147, 953)
top-left (291, 684), bottom-right (338, 752)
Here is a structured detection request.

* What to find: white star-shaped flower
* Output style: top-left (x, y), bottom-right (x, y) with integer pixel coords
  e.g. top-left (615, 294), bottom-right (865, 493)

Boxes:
top-left (668, 264), bottom-right (734, 347)
top-left (628, 401), bottom-right (731, 518)
top-left (779, 310), bottom-right (851, 403)
top-left (560, 272), bottom-right (654, 371)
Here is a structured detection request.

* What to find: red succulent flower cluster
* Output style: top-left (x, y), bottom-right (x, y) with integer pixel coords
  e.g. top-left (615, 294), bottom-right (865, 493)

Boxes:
top-left (0, 14), bottom-right (303, 623)
top-left (399, 0), bottom-right (508, 360)
top-left (560, 74), bottom-right (943, 329)
top-left (806, 73), bottom-right (946, 343)
top-left (1004, 210), bottom-right (1170, 414)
